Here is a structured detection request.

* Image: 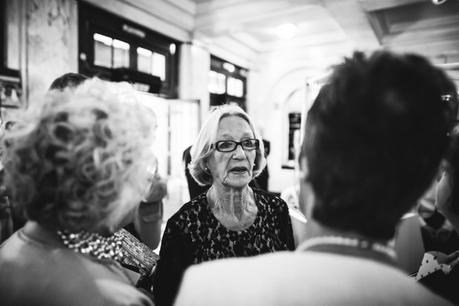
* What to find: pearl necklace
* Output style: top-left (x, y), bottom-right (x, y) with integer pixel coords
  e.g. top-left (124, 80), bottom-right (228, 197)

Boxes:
top-left (57, 229), bottom-right (124, 261)
top-left (297, 236), bottom-right (396, 260)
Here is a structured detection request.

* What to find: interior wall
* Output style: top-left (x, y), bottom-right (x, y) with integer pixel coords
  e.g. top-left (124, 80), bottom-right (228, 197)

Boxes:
top-left (6, 0), bottom-right (197, 101)
top-left (179, 42), bottom-right (211, 123)
top-left (23, 0), bottom-right (78, 99)
top-left (247, 53), bottom-right (334, 193)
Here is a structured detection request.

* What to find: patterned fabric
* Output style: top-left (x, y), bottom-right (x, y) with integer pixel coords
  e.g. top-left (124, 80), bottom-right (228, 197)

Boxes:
top-left (117, 228), bottom-right (159, 294)
top-left (118, 228), bottom-right (159, 276)
top-left (0, 222), bottom-right (154, 306)
top-left (153, 189), bottom-right (294, 306)
top-left (416, 251), bottom-right (459, 304)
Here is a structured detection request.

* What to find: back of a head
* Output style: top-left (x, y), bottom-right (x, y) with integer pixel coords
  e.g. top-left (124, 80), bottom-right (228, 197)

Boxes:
top-left (1, 78), bottom-right (156, 233)
top-left (49, 73), bottom-right (88, 91)
top-left (303, 51), bottom-right (452, 240)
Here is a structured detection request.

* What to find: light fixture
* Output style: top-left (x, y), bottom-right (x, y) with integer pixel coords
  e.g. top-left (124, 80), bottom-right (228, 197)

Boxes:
top-left (223, 62), bottom-right (235, 73)
top-left (169, 43), bottom-right (176, 55)
top-left (275, 23), bottom-right (297, 39)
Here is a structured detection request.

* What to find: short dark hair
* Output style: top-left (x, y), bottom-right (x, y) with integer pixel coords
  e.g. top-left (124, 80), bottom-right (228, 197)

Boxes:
top-left (444, 133), bottom-right (459, 214)
top-left (301, 51), bottom-right (453, 240)
top-left (49, 73), bottom-right (88, 91)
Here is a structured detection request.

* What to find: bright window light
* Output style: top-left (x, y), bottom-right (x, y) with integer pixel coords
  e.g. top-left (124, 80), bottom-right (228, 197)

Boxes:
top-left (113, 39), bottom-right (130, 50)
top-left (152, 53), bottom-right (166, 81)
top-left (223, 62), bottom-right (235, 73)
top-left (137, 47), bottom-right (152, 57)
top-left (169, 43), bottom-right (176, 55)
top-left (93, 33), bottom-right (112, 46)
top-left (208, 71), bottom-right (226, 94)
top-left (227, 77), bottom-right (243, 97)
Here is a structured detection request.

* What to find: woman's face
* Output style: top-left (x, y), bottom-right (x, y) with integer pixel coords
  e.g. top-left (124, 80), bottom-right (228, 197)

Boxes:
top-left (207, 116), bottom-right (257, 189)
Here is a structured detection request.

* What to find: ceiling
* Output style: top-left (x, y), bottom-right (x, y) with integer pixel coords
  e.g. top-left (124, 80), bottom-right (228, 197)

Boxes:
top-left (191, 0), bottom-right (459, 80)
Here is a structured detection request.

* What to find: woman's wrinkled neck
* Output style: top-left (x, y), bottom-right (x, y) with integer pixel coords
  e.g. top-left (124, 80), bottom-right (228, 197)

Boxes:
top-left (207, 184), bottom-right (253, 220)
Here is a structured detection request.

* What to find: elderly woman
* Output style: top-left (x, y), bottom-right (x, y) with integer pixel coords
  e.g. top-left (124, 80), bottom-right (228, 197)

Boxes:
top-left (153, 104), bottom-right (294, 306)
top-left (0, 78), bottom-right (156, 306)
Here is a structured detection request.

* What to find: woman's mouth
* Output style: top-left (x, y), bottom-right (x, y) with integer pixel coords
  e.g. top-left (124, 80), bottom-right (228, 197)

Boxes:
top-left (229, 166), bottom-right (248, 174)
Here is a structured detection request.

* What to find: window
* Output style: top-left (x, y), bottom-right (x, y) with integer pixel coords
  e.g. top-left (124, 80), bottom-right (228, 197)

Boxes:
top-left (209, 55), bottom-right (247, 109)
top-left (79, 2), bottom-right (180, 98)
top-left (136, 47), bottom-right (167, 81)
top-left (0, 0), bottom-right (5, 73)
top-left (227, 77), bottom-right (243, 97)
top-left (0, 0), bottom-right (22, 116)
top-left (0, 0), bottom-right (20, 77)
top-left (93, 34), bottom-right (130, 68)
top-left (208, 71), bottom-right (226, 94)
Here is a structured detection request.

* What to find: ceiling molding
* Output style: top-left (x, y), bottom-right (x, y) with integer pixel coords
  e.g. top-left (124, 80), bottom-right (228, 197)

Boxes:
top-left (165, 0), bottom-right (196, 14)
top-left (359, 0), bottom-right (425, 12)
top-left (122, 0), bottom-right (195, 30)
top-left (82, 0), bottom-right (191, 41)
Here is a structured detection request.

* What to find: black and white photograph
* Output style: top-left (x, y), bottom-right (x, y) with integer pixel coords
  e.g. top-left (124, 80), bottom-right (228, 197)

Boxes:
top-left (0, 0), bottom-right (459, 305)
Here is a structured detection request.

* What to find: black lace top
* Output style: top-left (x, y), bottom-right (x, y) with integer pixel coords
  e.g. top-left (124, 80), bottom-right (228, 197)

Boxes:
top-left (152, 189), bottom-right (295, 306)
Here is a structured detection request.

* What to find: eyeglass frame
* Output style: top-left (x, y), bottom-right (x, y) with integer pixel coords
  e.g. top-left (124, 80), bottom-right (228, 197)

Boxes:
top-left (211, 139), bottom-right (260, 153)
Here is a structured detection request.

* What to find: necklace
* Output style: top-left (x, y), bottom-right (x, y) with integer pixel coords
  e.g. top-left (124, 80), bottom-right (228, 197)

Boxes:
top-left (297, 236), bottom-right (396, 260)
top-left (57, 229), bottom-right (124, 261)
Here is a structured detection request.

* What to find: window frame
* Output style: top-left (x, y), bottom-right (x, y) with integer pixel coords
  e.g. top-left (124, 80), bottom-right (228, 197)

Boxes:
top-left (78, 1), bottom-right (180, 98)
top-left (209, 55), bottom-right (247, 109)
top-left (0, 0), bottom-right (20, 79)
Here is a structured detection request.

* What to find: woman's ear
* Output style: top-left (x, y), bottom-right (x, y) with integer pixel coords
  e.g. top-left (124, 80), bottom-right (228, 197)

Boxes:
top-left (201, 161), bottom-right (209, 173)
top-left (435, 165), bottom-right (453, 214)
top-left (298, 155), bottom-right (315, 219)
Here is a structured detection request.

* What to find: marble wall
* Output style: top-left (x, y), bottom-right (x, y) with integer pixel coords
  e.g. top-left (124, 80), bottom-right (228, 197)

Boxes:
top-left (24, 0), bottom-right (78, 99)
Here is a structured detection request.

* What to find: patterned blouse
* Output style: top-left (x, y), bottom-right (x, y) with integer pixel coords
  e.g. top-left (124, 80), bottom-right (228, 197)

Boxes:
top-left (152, 189), bottom-right (295, 306)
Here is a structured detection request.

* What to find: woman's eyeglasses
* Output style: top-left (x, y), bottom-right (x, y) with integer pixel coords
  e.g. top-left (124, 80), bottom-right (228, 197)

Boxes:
top-left (212, 139), bottom-right (259, 152)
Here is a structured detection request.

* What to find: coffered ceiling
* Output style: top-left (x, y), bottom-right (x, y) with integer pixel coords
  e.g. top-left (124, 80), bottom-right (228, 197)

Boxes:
top-left (191, 0), bottom-right (459, 79)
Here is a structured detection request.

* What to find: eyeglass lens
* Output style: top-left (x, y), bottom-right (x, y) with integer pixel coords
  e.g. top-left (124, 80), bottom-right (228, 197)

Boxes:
top-left (215, 139), bottom-right (258, 152)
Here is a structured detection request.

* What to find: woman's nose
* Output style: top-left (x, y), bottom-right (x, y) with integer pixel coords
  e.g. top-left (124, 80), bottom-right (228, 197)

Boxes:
top-left (232, 144), bottom-right (246, 159)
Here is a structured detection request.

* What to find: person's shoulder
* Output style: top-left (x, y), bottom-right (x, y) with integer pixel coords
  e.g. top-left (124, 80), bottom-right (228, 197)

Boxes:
top-left (175, 251), bottom-right (319, 306)
top-left (176, 250), bottom-right (452, 306)
top-left (0, 272), bottom-right (153, 306)
top-left (254, 189), bottom-right (288, 211)
top-left (95, 277), bottom-right (154, 306)
top-left (182, 251), bottom-right (299, 281)
top-left (1, 232), bottom-right (153, 306)
top-left (254, 189), bottom-right (284, 202)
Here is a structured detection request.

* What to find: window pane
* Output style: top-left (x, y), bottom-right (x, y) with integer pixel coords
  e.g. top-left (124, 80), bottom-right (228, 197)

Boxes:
top-left (227, 77), bottom-right (243, 97)
top-left (208, 71), bottom-right (226, 94)
top-left (94, 33), bottom-right (112, 68)
top-left (137, 47), bottom-right (152, 74)
top-left (217, 73), bottom-right (226, 94)
top-left (113, 39), bottom-right (129, 68)
top-left (152, 52), bottom-right (166, 81)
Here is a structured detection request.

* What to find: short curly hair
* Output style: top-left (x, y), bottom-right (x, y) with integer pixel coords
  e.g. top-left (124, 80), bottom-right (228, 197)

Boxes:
top-left (189, 104), bottom-right (266, 186)
top-left (1, 78), bottom-right (156, 233)
top-left (301, 51), bottom-right (452, 240)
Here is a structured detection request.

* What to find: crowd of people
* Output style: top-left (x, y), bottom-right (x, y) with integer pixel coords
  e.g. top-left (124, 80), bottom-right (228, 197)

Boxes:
top-left (0, 49), bottom-right (458, 306)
